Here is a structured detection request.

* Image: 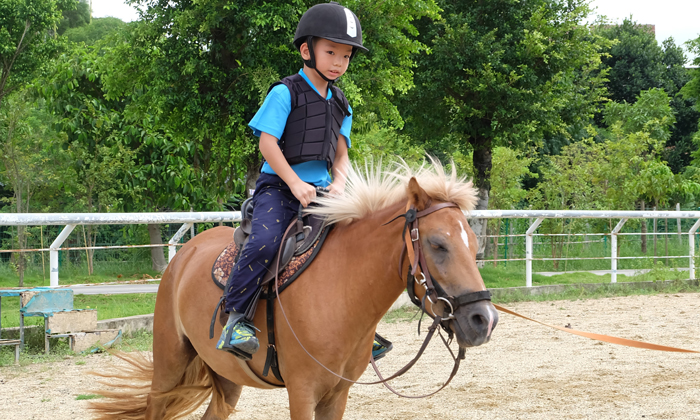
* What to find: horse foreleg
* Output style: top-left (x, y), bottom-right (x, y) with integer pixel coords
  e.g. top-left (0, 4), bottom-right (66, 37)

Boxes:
top-left (314, 388), bottom-right (351, 420)
top-left (287, 386), bottom-right (319, 420)
top-left (201, 373), bottom-right (243, 420)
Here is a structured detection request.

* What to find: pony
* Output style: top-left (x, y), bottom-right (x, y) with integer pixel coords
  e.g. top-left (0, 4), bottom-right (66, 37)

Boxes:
top-left (89, 159), bottom-right (499, 420)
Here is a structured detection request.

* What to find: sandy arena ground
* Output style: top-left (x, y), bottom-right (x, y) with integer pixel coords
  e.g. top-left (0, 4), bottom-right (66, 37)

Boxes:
top-left (2, 293), bottom-right (700, 419)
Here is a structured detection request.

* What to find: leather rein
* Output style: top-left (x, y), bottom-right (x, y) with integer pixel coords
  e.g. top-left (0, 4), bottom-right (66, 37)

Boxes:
top-left (273, 200), bottom-right (491, 398)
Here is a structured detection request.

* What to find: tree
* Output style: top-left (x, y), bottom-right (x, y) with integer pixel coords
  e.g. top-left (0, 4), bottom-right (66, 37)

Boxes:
top-left (57, 0), bottom-right (90, 35)
top-left (41, 47), bottom-right (138, 274)
top-left (0, 0), bottom-right (75, 110)
top-left (402, 0), bottom-right (611, 258)
top-left (0, 90), bottom-right (67, 285)
top-left (597, 19), bottom-right (700, 173)
top-left (63, 17), bottom-right (126, 46)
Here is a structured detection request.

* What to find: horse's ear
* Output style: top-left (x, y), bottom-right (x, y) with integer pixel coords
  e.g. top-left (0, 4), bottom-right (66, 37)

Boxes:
top-left (407, 177), bottom-right (430, 211)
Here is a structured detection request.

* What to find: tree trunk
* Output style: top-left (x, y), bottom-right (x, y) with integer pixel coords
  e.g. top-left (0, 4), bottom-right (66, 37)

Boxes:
top-left (640, 200), bottom-right (647, 254)
top-left (468, 136), bottom-right (492, 267)
top-left (15, 186), bottom-right (25, 287)
top-left (148, 224), bottom-right (168, 272)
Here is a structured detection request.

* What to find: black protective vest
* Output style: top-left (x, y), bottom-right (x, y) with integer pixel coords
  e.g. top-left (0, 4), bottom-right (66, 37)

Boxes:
top-left (269, 74), bottom-right (350, 169)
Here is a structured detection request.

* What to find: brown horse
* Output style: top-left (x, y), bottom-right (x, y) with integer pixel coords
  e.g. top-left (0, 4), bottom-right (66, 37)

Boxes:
top-left (90, 161), bottom-right (499, 420)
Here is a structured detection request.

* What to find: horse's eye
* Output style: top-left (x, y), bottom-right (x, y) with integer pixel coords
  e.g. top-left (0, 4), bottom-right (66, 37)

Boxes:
top-left (429, 241), bottom-right (448, 252)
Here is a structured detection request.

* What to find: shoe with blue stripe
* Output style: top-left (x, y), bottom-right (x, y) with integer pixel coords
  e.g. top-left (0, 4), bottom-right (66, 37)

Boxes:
top-left (371, 332), bottom-right (393, 362)
top-left (217, 312), bottom-right (259, 360)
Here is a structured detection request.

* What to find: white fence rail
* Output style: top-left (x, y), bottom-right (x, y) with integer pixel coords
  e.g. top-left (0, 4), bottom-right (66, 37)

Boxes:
top-left (0, 212), bottom-right (240, 286)
top-left (1, 210), bottom-right (699, 287)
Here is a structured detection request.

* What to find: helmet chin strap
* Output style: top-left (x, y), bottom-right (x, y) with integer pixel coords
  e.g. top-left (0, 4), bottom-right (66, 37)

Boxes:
top-left (303, 36), bottom-right (351, 117)
top-left (304, 37), bottom-right (338, 86)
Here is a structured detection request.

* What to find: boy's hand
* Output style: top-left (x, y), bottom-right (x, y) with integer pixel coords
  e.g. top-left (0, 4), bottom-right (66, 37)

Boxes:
top-left (327, 181), bottom-right (345, 197)
top-left (290, 180), bottom-right (317, 208)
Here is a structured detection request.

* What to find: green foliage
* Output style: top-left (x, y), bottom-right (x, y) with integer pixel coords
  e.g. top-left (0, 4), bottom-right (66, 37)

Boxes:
top-left (603, 88), bottom-right (676, 142)
top-left (0, 90), bottom-right (67, 212)
top-left (0, 89), bottom-right (68, 284)
top-left (597, 18), bottom-right (699, 173)
top-left (63, 17), bottom-right (126, 46)
top-left (596, 19), bottom-right (667, 104)
top-left (57, 0), bottom-right (90, 35)
top-left (40, 48), bottom-right (136, 214)
top-left (403, 0), bottom-right (611, 203)
top-left (348, 125), bottom-right (425, 166)
top-left (0, 0), bottom-right (75, 110)
top-left (535, 89), bottom-right (700, 213)
top-left (453, 147), bottom-right (535, 210)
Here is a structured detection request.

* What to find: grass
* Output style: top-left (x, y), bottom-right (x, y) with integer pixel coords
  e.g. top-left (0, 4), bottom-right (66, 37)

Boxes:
top-left (75, 394), bottom-right (104, 400)
top-left (0, 329), bottom-right (155, 367)
top-left (0, 261), bottom-right (161, 288)
top-left (0, 293), bottom-right (157, 329)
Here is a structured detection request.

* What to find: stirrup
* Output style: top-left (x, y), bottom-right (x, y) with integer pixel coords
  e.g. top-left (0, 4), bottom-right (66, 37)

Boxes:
top-left (371, 332), bottom-right (393, 362)
top-left (217, 312), bottom-right (258, 361)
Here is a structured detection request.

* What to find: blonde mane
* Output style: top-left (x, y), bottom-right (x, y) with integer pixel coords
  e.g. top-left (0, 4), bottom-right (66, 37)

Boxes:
top-left (306, 157), bottom-right (479, 225)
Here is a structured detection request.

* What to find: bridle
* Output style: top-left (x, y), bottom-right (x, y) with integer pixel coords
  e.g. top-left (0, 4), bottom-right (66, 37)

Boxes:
top-left (273, 199), bottom-right (492, 397)
top-left (388, 201), bottom-right (492, 326)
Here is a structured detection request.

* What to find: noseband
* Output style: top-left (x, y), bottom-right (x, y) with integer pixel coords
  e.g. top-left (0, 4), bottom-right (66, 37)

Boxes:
top-left (386, 201), bottom-right (492, 333)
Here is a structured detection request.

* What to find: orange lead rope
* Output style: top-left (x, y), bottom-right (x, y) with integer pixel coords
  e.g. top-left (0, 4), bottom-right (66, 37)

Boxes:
top-left (493, 304), bottom-right (699, 353)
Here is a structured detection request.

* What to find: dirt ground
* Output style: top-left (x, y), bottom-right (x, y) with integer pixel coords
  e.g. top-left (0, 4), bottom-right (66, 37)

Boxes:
top-left (2, 293), bottom-right (700, 419)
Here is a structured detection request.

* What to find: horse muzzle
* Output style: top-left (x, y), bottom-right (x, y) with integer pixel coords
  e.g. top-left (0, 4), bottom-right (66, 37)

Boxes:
top-left (450, 300), bottom-right (499, 348)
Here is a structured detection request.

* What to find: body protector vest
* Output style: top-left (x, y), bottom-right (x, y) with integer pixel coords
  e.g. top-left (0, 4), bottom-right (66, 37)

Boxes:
top-left (269, 74), bottom-right (351, 170)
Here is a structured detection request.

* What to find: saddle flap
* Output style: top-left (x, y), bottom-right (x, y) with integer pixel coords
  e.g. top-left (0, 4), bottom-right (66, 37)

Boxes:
top-left (295, 214), bottom-right (328, 255)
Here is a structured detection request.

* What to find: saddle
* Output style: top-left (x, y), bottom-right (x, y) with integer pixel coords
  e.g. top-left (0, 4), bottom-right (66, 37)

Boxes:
top-left (211, 197), bottom-right (332, 292)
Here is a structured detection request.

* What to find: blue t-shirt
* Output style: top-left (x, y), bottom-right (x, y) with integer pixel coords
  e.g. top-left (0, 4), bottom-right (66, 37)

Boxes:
top-left (249, 69), bottom-right (352, 187)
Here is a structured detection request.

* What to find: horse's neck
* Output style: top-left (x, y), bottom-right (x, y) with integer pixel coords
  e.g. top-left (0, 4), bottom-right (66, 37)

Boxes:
top-left (334, 201), bottom-right (409, 323)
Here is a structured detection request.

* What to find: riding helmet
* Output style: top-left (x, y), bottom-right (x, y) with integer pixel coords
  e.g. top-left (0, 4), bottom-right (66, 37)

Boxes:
top-left (294, 1), bottom-right (368, 68)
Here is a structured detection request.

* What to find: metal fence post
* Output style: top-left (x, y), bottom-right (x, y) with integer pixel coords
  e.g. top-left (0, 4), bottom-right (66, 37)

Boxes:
top-left (689, 220), bottom-right (700, 280)
top-left (611, 219), bottom-right (627, 283)
top-left (526, 218), bottom-right (544, 287)
top-left (50, 224), bottom-right (76, 287)
top-left (169, 223), bottom-right (194, 262)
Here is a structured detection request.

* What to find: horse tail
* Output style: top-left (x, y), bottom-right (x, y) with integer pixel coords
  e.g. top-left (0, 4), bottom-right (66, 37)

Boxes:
top-left (88, 351), bottom-right (231, 420)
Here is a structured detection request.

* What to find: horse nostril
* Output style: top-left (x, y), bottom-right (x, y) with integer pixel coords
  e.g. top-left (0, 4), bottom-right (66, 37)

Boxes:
top-left (469, 313), bottom-right (488, 333)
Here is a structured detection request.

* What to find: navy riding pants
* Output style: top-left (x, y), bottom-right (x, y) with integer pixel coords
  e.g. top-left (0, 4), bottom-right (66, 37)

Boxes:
top-left (224, 173), bottom-right (300, 314)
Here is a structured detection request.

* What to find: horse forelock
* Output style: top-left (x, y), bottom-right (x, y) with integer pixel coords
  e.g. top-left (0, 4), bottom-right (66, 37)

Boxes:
top-left (306, 157), bottom-right (479, 225)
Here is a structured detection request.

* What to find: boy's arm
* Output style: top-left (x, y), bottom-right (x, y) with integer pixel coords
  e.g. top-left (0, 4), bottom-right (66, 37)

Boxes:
top-left (328, 135), bottom-right (349, 196)
top-left (259, 132), bottom-right (317, 207)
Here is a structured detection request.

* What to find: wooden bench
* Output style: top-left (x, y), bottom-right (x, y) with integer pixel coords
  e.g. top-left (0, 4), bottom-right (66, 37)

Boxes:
top-left (0, 339), bottom-right (20, 364)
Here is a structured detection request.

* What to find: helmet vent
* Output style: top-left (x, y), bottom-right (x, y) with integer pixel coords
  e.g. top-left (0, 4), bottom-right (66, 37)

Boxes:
top-left (344, 8), bottom-right (357, 38)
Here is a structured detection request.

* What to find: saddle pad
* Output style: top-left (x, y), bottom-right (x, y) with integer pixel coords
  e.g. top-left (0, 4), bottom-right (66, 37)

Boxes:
top-left (211, 225), bottom-right (332, 294)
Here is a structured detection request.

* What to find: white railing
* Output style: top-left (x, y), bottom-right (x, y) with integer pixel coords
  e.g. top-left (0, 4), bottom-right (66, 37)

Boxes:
top-left (1, 209), bottom-right (698, 287)
top-left (471, 210), bottom-right (700, 286)
top-left (0, 212), bottom-right (241, 286)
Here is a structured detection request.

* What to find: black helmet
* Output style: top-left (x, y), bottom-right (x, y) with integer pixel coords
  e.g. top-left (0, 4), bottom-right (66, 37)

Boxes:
top-left (294, 2), bottom-right (368, 75)
top-left (294, 2), bottom-right (367, 52)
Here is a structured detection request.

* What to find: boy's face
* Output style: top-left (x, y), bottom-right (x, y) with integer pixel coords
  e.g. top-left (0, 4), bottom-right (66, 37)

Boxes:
top-left (301, 38), bottom-right (353, 81)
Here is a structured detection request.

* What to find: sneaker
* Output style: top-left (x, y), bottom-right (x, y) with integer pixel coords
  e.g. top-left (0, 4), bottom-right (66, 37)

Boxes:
top-left (371, 332), bottom-right (393, 361)
top-left (217, 313), bottom-right (259, 360)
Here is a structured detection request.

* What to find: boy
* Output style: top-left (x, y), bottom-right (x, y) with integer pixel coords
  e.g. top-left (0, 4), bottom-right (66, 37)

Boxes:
top-left (217, 2), bottom-right (391, 361)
